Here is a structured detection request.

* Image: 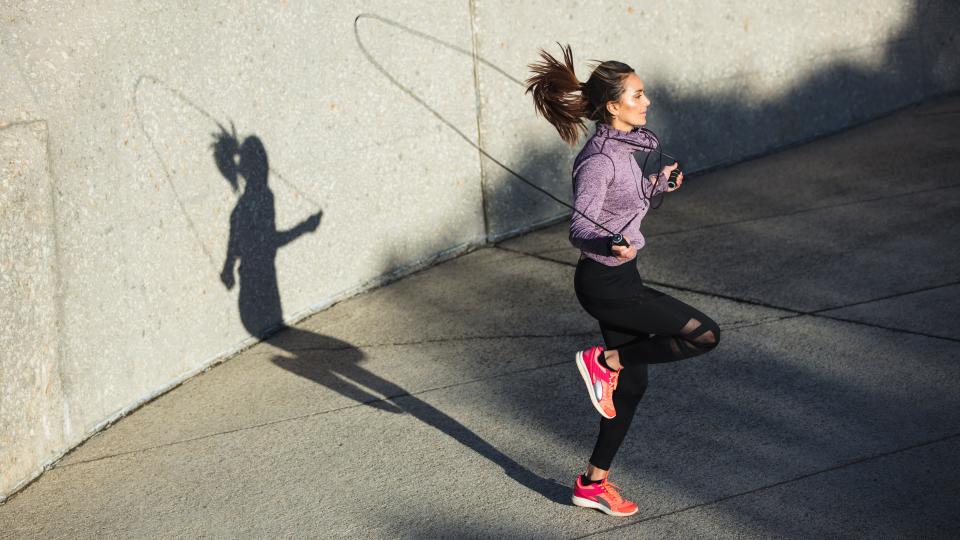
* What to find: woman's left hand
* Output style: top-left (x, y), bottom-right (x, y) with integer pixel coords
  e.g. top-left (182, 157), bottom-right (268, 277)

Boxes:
top-left (666, 170), bottom-right (683, 192)
top-left (658, 162), bottom-right (683, 192)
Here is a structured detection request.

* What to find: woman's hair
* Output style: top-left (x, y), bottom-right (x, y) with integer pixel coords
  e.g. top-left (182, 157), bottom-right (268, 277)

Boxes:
top-left (525, 43), bottom-right (634, 146)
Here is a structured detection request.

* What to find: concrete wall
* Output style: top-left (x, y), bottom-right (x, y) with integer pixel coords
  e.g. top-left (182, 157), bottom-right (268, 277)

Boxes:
top-left (1, 0), bottom-right (957, 499)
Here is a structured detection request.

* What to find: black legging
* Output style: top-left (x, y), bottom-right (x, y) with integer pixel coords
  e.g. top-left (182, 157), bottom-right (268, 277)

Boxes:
top-left (574, 256), bottom-right (721, 470)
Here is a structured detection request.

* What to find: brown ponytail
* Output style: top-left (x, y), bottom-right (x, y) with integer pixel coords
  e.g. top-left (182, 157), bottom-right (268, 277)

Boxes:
top-left (525, 43), bottom-right (635, 146)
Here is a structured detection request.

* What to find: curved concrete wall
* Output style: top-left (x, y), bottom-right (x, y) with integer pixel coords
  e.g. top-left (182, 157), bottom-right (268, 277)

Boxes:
top-left (1, 1), bottom-right (957, 499)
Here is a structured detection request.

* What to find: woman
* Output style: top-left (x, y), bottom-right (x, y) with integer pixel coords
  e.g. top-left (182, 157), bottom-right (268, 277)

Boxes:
top-left (526, 44), bottom-right (721, 517)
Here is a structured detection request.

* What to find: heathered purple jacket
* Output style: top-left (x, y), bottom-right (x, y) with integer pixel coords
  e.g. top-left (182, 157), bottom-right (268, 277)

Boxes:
top-left (569, 122), bottom-right (669, 266)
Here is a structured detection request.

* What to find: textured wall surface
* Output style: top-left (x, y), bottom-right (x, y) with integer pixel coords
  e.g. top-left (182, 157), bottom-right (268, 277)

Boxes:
top-left (0, 121), bottom-right (66, 495)
top-left (1, 0), bottom-right (957, 499)
top-left (474, 1), bottom-right (960, 237)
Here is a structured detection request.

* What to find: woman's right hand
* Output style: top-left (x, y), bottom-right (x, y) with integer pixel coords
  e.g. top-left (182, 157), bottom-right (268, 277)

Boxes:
top-left (220, 267), bottom-right (235, 290)
top-left (611, 236), bottom-right (637, 261)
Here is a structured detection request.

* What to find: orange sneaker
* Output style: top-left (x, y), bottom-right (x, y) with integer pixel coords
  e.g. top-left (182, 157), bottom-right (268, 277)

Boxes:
top-left (571, 473), bottom-right (639, 517)
top-left (575, 346), bottom-right (619, 418)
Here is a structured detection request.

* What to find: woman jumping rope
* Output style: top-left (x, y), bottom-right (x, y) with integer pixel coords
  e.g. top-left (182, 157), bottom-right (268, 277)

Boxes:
top-left (526, 44), bottom-right (722, 517)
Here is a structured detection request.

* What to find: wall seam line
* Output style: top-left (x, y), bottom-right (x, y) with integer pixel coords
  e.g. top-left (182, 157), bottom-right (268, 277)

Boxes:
top-left (916, 0), bottom-right (928, 97)
top-left (40, 121), bottom-right (70, 449)
top-left (467, 0), bottom-right (490, 242)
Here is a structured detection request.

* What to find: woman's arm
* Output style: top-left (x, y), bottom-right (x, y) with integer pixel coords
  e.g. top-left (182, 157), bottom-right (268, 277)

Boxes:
top-left (220, 208), bottom-right (240, 289)
top-left (647, 162), bottom-right (683, 196)
top-left (569, 155), bottom-right (616, 256)
top-left (276, 210), bottom-right (322, 247)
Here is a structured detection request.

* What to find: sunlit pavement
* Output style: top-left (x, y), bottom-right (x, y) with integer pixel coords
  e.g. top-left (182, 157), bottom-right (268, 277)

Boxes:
top-left (2, 96), bottom-right (959, 538)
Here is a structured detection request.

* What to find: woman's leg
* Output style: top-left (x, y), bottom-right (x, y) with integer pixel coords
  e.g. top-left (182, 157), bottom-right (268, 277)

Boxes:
top-left (573, 260), bottom-right (721, 475)
top-left (582, 291), bottom-right (721, 473)
top-left (597, 292), bottom-right (721, 367)
top-left (587, 325), bottom-right (649, 474)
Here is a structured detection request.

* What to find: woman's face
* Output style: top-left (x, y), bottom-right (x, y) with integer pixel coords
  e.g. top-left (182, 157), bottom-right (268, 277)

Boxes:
top-left (607, 72), bottom-right (651, 127)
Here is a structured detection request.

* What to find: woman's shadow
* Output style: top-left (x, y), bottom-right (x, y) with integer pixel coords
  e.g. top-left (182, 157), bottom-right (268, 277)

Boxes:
top-left (212, 125), bottom-right (567, 503)
top-left (213, 125), bottom-right (321, 336)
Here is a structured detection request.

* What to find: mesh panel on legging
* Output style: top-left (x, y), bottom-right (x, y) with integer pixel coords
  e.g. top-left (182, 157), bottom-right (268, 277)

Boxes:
top-left (618, 315), bottom-right (721, 367)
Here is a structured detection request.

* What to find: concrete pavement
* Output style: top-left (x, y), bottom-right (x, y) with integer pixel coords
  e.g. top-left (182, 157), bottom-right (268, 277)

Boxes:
top-left (1, 95), bottom-right (959, 538)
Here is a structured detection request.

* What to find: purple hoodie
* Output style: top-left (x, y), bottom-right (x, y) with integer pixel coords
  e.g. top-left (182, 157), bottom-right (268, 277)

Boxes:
top-left (569, 122), bottom-right (669, 266)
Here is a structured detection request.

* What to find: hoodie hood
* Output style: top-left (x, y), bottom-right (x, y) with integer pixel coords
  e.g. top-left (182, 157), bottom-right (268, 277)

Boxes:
top-left (593, 122), bottom-right (660, 153)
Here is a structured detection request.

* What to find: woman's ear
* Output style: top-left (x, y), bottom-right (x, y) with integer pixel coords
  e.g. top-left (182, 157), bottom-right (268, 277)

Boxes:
top-left (605, 100), bottom-right (620, 120)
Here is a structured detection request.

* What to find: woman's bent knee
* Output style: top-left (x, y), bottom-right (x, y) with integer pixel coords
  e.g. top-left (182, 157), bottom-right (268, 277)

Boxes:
top-left (701, 321), bottom-right (720, 350)
top-left (686, 319), bottom-right (720, 353)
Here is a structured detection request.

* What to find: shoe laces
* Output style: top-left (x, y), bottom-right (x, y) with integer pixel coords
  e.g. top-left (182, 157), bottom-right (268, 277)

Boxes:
top-left (600, 479), bottom-right (625, 503)
top-left (608, 369), bottom-right (620, 392)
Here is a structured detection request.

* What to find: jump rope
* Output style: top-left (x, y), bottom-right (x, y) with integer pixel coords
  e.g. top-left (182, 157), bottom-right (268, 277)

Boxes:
top-left (353, 14), bottom-right (683, 250)
top-left (137, 14), bottom-right (684, 267)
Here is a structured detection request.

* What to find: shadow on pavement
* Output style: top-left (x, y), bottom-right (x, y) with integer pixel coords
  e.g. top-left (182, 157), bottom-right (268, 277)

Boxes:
top-left (213, 125), bottom-right (569, 503)
top-left (270, 327), bottom-right (570, 505)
